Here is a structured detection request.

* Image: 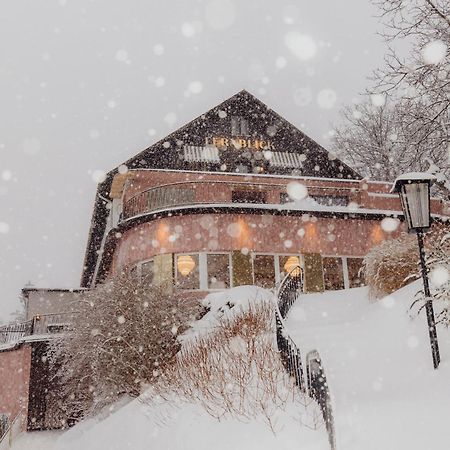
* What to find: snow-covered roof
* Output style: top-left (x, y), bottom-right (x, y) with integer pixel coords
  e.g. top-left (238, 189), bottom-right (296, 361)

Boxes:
top-left (391, 172), bottom-right (437, 193)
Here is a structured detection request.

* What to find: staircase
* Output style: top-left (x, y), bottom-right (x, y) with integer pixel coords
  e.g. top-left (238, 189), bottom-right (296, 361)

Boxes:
top-left (275, 267), bottom-right (336, 450)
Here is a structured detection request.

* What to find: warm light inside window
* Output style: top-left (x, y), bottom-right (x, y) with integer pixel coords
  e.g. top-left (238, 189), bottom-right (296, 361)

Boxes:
top-left (177, 255), bottom-right (196, 276)
top-left (284, 256), bottom-right (301, 276)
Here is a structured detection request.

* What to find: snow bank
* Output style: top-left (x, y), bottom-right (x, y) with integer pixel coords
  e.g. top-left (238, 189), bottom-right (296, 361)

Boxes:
top-left (11, 285), bottom-right (328, 450)
top-left (287, 282), bottom-right (450, 449)
top-left (180, 285), bottom-right (274, 342)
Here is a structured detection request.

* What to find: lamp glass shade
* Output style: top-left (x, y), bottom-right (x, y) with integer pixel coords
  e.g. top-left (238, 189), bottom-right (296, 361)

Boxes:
top-left (284, 256), bottom-right (301, 276)
top-left (399, 181), bottom-right (431, 231)
top-left (177, 255), bottom-right (196, 277)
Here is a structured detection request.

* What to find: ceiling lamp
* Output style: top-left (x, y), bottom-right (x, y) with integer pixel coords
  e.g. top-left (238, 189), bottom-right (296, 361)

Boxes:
top-left (177, 255), bottom-right (196, 277)
top-left (284, 256), bottom-right (301, 276)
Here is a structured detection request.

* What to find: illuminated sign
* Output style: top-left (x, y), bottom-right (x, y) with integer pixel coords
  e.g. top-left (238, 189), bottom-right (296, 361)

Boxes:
top-left (204, 137), bottom-right (275, 151)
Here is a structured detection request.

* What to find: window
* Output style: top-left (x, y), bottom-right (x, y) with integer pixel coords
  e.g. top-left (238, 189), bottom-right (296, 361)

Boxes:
top-left (347, 257), bottom-right (365, 288)
top-left (269, 152), bottom-right (304, 169)
top-left (310, 195), bottom-right (349, 206)
top-left (147, 186), bottom-right (195, 211)
top-left (141, 259), bottom-right (154, 283)
top-left (231, 116), bottom-right (249, 136)
top-left (232, 190), bottom-right (267, 204)
top-left (176, 254), bottom-right (200, 290)
top-left (207, 254), bottom-right (231, 289)
top-left (253, 255), bottom-right (276, 288)
top-left (279, 255), bottom-right (302, 280)
top-left (183, 145), bottom-right (220, 163)
top-left (322, 257), bottom-right (345, 290)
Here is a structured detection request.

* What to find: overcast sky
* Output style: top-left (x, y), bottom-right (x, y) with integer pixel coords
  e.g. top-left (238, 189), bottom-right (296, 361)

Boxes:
top-left (0, 0), bottom-right (386, 321)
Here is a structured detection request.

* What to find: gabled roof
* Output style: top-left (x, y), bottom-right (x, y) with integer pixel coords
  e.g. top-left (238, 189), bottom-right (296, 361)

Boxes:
top-left (80, 90), bottom-right (361, 287)
top-left (123, 90), bottom-right (360, 178)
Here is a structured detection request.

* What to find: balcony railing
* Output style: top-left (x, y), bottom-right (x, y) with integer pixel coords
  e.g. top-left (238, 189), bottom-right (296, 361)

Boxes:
top-left (0, 313), bottom-right (76, 346)
top-left (122, 180), bottom-right (359, 222)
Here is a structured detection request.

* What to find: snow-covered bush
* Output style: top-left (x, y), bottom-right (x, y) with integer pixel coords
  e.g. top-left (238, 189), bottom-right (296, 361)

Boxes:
top-left (365, 225), bottom-right (450, 322)
top-left (364, 232), bottom-right (419, 299)
top-left (415, 229), bottom-right (450, 326)
top-left (150, 288), bottom-right (312, 431)
top-left (48, 271), bottom-right (203, 424)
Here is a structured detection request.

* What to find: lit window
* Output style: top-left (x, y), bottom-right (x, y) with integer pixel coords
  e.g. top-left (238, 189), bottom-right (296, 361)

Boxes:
top-left (141, 260), bottom-right (154, 283)
top-left (207, 254), bottom-right (230, 289)
top-left (254, 255), bottom-right (276, 288)
top-left (347, 257), bottom-right (365, 288)
top-left (279, 255), bottom-right (302, 280)
top-left (176, 254), bottom-right (200, 290)
top-left (322, 257), bottom-right (345, 290)
top-left (232, 190), bottom-right (267, 204)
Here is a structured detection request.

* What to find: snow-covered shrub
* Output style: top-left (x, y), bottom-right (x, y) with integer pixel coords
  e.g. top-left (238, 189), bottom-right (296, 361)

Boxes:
top-left (48, 271), bottom-right (203, 424)
top-left (414, 228), bottom-right (450, 326)
top-left (365, 225), bottom-right (450, 320)
top-left (364, 232), bottom-right (419, 299)
top-left (151, 290), bottom-right (312, 431)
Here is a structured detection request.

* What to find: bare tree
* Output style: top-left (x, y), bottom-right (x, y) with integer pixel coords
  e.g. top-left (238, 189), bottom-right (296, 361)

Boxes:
top-left (332, 98), bottom-right (445, 180)
top-left (372, 0), bottom-right (450, 162)
top-left (334, 1), bottom-right (450, 181)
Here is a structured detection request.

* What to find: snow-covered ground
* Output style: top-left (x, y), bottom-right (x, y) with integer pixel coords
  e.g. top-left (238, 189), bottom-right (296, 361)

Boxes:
top-left (287, 282), bottom-right (450, 449)
top-left (10, 283), bottom-right (450, 449)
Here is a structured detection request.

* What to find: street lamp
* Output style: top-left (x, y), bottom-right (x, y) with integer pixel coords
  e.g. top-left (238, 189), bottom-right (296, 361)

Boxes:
top-left (392, 172), bottom-right (440, 369)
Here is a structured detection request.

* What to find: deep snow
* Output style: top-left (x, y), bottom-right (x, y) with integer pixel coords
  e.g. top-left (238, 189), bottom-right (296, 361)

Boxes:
top-left (287, 282), bottom-right (450, 449)
top-left (10, 283), bottom-right (450, 449)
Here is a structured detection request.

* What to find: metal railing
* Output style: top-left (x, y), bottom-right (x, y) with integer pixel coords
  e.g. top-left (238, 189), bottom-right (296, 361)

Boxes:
top-left (307, 350), bottom-right (336, 450)
top-left (0, 413), bottom-right (20, 450)
top-left (0, 321), bottom-right (33, 345)
top-left (275, 265), bottom-right (336, 450)
top-left (275, 267), bottom-right (305, 391)
top-left (0, 313), bottom-right (76, 345)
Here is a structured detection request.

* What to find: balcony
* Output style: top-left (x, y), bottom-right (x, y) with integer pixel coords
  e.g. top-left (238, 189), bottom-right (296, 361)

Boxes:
top-left (0, 313), bottom-right (76, 347)
top-left (121, 180), bottom-right (358, 222)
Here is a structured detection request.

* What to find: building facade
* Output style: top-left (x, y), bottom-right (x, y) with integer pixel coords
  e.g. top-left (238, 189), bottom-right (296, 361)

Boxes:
top-left (80, 90), bottom-right (444, 295)
top-left (0, 90), bottom-right (447, 434)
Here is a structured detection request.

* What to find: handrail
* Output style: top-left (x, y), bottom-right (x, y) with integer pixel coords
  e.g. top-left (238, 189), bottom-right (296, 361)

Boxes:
top-left (122, 179), bottom-right (359, 221)
top-left (0, 312), bottom-right (77, 345)
top-left (275, 266), bottom-right (305, 391)
top-left (275, 265), bottom-right (336, 450)
top-left (0, 412), bottom-right (20, 449)
top-left (0, 321), bottom-right (33, 345)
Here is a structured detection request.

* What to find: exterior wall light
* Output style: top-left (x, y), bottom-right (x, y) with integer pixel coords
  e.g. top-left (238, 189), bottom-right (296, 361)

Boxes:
top-left (177, 255), bottom-right (196, 277)
top-left (392, 172), bottom-right (440, 369)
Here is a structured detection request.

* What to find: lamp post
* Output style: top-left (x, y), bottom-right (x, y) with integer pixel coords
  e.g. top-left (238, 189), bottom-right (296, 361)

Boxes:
top-left (392, 173), bottom-right (440, 369)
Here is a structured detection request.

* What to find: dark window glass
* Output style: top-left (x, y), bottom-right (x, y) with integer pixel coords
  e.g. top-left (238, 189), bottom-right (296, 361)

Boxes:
top-left (141, 260), bottom-right (154, 283)
top-left (310, 195), bottom-right (349, 206)
top-left (280, 192), bottom-right (290, 204)
top-left (232, 190), bottom-right (267, 204)
top-left (347, 258), bottom-right (365, 288)
top-left (323, 257), bottom-right (345, 290)
top-left (207, 254), bottom-right (230, 289)
top-left (176, 254), bottom-right (200, 290)
top-left (254, 255), bottom-right (275, 288)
